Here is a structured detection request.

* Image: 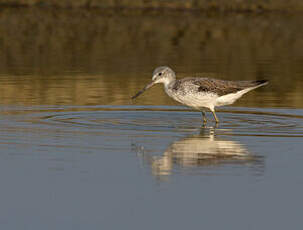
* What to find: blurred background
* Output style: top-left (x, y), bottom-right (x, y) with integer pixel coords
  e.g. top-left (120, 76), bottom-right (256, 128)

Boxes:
top-left (0, 1), bottom-right (302, 107)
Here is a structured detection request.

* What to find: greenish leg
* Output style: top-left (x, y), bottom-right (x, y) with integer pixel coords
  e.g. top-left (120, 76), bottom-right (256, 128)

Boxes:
top-left (201, 111), bottom-right (207, 124)
top-left (211, 110), bottom-right (219, 123)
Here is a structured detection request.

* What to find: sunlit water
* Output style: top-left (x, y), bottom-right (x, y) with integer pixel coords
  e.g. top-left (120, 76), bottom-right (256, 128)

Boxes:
top-left (0, 8), bottom-right (303, 230)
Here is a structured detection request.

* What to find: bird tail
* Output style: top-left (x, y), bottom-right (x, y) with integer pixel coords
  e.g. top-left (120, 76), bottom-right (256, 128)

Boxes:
top-left (253, 80), bottom-right (269, 87)
top-left (240, 80), bottom-right (269, 96)
top-left (215, 79), bottom-right (268, 106)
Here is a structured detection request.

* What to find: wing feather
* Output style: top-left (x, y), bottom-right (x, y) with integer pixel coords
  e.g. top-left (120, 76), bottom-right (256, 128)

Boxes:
top-left (174, 78), bottom-right (267, 96)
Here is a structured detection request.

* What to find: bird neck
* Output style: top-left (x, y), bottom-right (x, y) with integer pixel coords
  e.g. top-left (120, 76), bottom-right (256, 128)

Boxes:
top-left (162, 77), bottom-right (176, 88)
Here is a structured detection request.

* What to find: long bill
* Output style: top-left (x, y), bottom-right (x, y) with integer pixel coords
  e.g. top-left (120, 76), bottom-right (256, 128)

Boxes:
top-left (131, 81), bottom-right (155, 100)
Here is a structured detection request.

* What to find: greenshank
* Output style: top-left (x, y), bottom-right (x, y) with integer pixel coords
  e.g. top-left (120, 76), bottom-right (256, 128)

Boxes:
top-left (132, 66), bottom-right (268, 123)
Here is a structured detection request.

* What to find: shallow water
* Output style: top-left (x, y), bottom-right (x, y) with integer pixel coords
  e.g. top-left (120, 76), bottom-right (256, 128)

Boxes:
top-left (1, 105), bottom-right (303, 229)
top-left (0, 8), bottom-right (303, 230)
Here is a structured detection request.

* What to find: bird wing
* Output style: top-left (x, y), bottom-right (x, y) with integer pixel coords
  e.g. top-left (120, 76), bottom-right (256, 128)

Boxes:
top-left (181, 78), bottom-right (267, 96)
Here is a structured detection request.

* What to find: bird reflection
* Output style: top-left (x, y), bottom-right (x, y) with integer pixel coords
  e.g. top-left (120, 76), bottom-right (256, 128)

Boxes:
top-left (136, 128), bottom-right (262, 178)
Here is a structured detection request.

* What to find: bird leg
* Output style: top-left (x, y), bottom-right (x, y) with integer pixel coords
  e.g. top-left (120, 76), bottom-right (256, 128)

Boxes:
top-left (211, 109), bottom-right (219, 123)
top-left (201, 111), bottom-right (207, 123)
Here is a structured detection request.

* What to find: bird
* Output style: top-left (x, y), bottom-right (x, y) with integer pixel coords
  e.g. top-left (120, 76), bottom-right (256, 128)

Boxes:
top-left (131, 66), bottom-right (268, 123)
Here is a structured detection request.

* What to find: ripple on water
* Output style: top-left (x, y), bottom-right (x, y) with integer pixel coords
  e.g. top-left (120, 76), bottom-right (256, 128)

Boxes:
top-left (0, 105), bottom-right (301, 179)
top-left (6, 106), bottom-right (299, 138)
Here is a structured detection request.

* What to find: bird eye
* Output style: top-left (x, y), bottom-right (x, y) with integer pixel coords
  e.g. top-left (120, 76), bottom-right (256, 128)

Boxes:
top-left (158, 72), bottom-right (162, 76)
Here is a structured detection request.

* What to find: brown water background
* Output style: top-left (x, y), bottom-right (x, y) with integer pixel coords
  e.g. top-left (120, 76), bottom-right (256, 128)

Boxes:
top-left (0, 8), bottom-right (303, 107)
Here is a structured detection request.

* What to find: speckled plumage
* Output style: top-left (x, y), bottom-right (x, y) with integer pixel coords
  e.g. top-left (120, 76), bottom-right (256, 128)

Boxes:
top-left (132, 66), bottom-right (268, 123)
top-left (173, 78), bottom-right (268, 96)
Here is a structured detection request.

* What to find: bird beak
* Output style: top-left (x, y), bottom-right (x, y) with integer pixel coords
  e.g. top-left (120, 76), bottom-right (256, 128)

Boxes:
top-left (131, 81), bottom-right (155, 100)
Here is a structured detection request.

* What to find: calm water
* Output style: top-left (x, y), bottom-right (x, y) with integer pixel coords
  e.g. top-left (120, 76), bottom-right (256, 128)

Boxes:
top-left (0, 8), bottom-right (303, 229)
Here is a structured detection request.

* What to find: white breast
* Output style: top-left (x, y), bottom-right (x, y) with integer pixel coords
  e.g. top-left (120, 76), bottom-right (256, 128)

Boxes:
top-left (165, 87), bottom-right (218, 110)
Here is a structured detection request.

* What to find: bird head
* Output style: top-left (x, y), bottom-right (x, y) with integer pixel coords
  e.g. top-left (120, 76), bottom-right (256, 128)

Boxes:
top-left (132, 66), bottom-right (176, 100)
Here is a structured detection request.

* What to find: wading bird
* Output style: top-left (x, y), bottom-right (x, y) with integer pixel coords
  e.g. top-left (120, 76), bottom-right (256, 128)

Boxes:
top-left (132, 66), bottom-right (268, 123)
